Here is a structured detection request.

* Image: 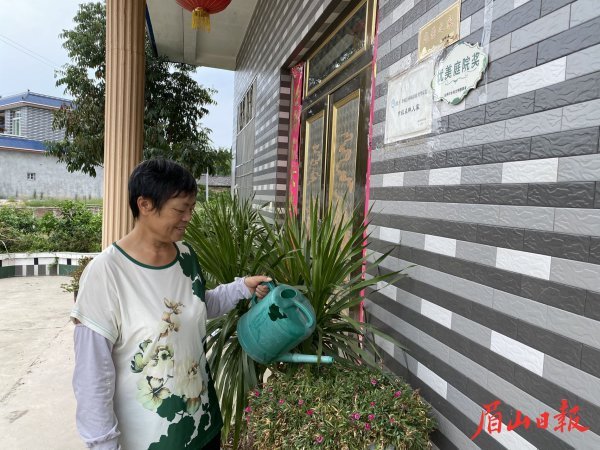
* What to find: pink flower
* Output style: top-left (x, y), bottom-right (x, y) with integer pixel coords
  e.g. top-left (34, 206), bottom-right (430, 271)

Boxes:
top-left (254, 390), bottom-right (260, 397)
top-left (307, 409), bottom-right (314, 416)
top-left (315, 435), bottom-right (324, 444)
top-left (298, 399), bottom-right (304, 406)
top-left (370, 378), bottom-right (378, 386)
top-left (365, 423), bottom-right (371, 430)
top-left (394, 390), bottom-right (402, 398)
top-left (368, 414), bottom-right (375, 421)
top-left (244, 406), bottom-right (252, 413)
top-left (278, 399), bottom-right (285, 404)
top-left (351, 412), bottom-right (361, 420)
top-left (370, 401), bottom-right (376, 407)
top-left (390, 417), bottom-right (396, 424)
top-left (268, 387), bottom-right (273, 392)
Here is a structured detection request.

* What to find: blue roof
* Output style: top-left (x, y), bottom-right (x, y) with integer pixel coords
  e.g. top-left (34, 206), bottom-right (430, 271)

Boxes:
top-left (0, 135), bottom-right (47, 152)
top-left (0, 91), bottom-right (71, 109)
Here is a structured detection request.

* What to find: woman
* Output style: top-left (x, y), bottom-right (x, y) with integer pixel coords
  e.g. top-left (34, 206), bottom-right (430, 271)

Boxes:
top-left (71, 159), bottom-right (270, 449)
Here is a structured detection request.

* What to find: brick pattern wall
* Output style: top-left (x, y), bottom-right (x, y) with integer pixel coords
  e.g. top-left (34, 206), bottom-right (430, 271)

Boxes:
top-left (368, 0), bottom-right (600, 448)
top-left (234, 0), bottom-right (353, 216)
top-left (24, 106), bottom-right (65, 141)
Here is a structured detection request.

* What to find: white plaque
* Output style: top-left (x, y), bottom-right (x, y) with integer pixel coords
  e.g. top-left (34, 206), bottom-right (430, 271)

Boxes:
top-left (384, 59), bottom-right (435, 143)
top-left (432, 42), bottom-right (488, 104)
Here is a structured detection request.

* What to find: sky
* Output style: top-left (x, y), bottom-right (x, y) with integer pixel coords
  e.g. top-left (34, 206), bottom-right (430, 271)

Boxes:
top-left (0, 0), bottom-right (234, 149)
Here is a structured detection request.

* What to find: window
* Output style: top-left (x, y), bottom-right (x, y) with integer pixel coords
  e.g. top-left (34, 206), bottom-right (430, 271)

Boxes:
top-left (306, 2), bottom-right (368, 94)
top-left (27, 172), bottom-right (36, 181)
top-left (0, 111), bottom-right (5, 134)
top-left (12, 110), bottom-right (21, 136)
top-left (235, 81), bottom-right (256, 200)
top-left (237, 83), bottom-right (254, 132)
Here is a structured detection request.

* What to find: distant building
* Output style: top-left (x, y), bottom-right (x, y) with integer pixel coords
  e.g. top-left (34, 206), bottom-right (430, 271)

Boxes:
top-left (0, 91), bottom-right (103, 200)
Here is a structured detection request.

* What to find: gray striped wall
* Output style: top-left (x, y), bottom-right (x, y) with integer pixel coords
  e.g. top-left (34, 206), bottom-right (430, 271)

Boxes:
top-left (233, 0), bottom-right (600, 448)
top-left (2, 106), bottom-right (64, 140)
top-left (368, 0), bottom-right (600, 448)
top-left (234, 0), bottom-right (352, 216)
top-left (24, 106), bottom-right (65, 141)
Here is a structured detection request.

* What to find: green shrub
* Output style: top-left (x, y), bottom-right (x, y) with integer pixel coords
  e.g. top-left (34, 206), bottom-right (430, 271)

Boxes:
top-left (0, 206), bottom-right (50, 252)
top-left (240, 365), bottom-right (435, 449)
top-left (0, 201), bottom-right (101, 253)
top-left (25, 198), bottom-right (103, 207)
top-left (61, 256), bottom-right (94, 295)
top-left (47, 201), bottom-right (101, 252)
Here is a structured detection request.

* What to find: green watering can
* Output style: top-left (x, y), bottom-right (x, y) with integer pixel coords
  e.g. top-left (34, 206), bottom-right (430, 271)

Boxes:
top-left (237, 281), bottom-right (334, 364)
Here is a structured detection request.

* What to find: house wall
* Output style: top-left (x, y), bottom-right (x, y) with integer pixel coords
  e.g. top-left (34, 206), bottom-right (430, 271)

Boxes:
top-left (367, 0), bottom-right (600, 449)
top-left (0, 150), bottom-right (103, 199)
top-left (233, 0), bottom-right (354, 216)
top-left (234, 0), bottom-right (600, 447)
top-left (23, 106), bottom-right (65, 141)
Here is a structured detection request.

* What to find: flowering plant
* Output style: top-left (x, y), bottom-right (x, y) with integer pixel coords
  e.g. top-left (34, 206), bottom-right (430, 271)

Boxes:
top-left (238, 365), bottom-right (435, 449)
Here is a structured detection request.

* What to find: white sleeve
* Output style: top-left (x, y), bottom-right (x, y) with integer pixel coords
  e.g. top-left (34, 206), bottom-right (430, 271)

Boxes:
top-left (73, 324), bottom-right (121, 450)
top-left (205, 277), bottom-right (252, 319)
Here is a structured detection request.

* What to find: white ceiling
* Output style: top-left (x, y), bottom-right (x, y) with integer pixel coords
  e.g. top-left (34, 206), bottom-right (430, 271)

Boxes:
top-left (146, 0), bottom-right (258, 70)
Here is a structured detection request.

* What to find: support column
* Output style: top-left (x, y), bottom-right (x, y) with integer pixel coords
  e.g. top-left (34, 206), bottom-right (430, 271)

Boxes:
top-left (102, 0), bottom-right (145, 248)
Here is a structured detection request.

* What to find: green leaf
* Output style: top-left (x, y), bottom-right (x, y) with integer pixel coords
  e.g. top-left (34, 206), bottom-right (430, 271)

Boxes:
top-left (192, 278), bottom-right (205, 300)
top-left (155, 394), bottom-right (186, 421)
top-left (148, 415), bottom-right (195, 450)
top-left (177, 250), bottom-right (197, 279)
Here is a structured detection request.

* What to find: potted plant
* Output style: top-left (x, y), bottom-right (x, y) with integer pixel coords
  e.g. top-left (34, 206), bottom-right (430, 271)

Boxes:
top-left (185, 196), bottom-right (409, 445)
top-left (239, 364), bottom-right (436, 449)
top-left (61, 256), bottom-right (94, 301)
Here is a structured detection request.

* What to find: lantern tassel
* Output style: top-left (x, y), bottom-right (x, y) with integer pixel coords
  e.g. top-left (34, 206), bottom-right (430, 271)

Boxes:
top-left (192, 7), bottom-right (210, 31)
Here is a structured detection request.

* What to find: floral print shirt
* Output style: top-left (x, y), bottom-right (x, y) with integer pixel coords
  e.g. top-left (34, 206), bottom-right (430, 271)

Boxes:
top-left (72, 242), bottom-right (249, 449)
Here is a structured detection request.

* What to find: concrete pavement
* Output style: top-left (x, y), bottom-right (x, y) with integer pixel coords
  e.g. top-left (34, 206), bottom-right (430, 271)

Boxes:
top-left (0, 276), bottom-right (84, 450)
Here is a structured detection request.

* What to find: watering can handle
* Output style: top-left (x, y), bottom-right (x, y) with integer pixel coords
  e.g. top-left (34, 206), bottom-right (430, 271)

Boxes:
top-left (250, 280), bottom-right (277, 306)
top-left (294, 299), bottom-right (315, 329)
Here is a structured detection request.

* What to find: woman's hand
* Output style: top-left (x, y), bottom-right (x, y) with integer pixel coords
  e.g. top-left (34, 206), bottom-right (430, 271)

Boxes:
top-left (244, 275), bottom-right (272, 299)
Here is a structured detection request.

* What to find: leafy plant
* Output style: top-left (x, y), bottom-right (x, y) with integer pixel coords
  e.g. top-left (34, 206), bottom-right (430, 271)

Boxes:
top-left (185, 196), bottom-right (407, 446)
top-left (184, 195), bottom-right (272, 445)
top-left (45, 201), bottom-right (102, 252)
top-left (61, 256), bottom-right (94, 297)
top-left (0, 206), bottom-right (49, 253)
top-left (259, 199), bottom-right (405, 366)
top-left (240, 365), bottom-right (436, 449)
top-left (0, 202), bottom-right (101, 253)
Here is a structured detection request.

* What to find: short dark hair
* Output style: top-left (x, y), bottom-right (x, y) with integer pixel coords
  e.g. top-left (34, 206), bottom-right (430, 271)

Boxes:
top-left (128, 159), bottom-right (197, 218)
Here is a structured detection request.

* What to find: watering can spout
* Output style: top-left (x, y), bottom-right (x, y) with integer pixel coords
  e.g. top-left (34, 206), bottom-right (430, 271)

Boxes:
top-left (277, 353), bottom-right (334, 364)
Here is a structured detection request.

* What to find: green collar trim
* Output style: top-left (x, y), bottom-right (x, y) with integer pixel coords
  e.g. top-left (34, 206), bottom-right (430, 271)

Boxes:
top-left (112, 242), bottom-right (180, 270)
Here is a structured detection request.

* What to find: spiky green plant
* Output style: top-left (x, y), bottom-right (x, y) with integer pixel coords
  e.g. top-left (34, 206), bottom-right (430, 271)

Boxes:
top-left (184, 195), bottom-right (272, 445)
top-left (259, 199), bottom-right (406, 366)
top-left (186, 196), bottom-right (406, 447)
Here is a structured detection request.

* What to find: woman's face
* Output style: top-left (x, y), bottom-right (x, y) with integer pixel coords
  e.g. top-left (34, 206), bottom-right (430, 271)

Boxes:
top-left (143, 193), bottom-right (197, 243)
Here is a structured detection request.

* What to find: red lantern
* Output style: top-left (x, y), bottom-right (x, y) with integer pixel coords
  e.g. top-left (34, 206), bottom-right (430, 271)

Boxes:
top-left (175, 0), bottom-right (232, 31)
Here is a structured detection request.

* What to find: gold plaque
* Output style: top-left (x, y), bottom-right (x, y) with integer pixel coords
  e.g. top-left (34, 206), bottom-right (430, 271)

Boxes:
top-left (418, 1), bottom-right (461, 60)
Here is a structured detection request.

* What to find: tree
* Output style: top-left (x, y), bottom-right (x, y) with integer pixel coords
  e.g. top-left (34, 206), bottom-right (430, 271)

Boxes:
top-left (47, 2), bottom-right (217, 178)
top-left (212, 147), bottom-right (233, 176)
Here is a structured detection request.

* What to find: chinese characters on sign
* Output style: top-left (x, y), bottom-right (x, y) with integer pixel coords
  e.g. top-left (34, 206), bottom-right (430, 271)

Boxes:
top-left (431, 42), bottom-right (488, 105)
top-left (418, 1), bottom-right (460, 60)
top-left (384, 58), bottom-right (435, 143)
top-left (471, 399), bottom-right (590, 441)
